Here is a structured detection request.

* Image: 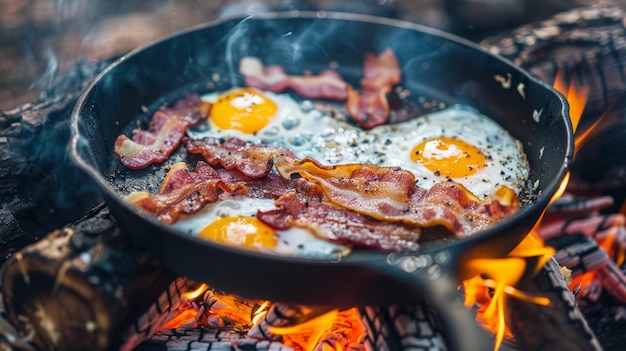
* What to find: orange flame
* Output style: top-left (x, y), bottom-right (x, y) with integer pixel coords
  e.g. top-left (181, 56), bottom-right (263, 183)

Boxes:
top-left (462, 69), bottom-right (592, 350)
top-left (251, 301), bottom-right (271, 325)
top-left (553, 70), bottom-right (589, 133)
top-left (269, 308), bottom-right (364, 350)
top-left (553, 69), bottom-right (624, 299)
top-left (462, 232), bottom-right (554, 351)
top-left (182, 283), bottom-right (208, 300)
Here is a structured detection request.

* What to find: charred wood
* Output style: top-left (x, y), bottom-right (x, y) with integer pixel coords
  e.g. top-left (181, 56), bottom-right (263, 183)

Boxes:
top-left (122, 277), bottom-right (201, 351)
top-left (0, 60), bottom-right (112, 264)
top-left (480, 3), bottom-right (626, 118)
top-left (359, 303), bottom-right (448, 351)
top-left (480, 4), bottom-right (626, 193)
top-left (505, 258), bottom-right (602, 351)
top-left (136, 328), bottom-right (282, 351)
top-left (0, 204), bottom-right (176, 351)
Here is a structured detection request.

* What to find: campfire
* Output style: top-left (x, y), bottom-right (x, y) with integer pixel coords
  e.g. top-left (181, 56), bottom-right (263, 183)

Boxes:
top-left (2, 2), bottom-right (626, 351)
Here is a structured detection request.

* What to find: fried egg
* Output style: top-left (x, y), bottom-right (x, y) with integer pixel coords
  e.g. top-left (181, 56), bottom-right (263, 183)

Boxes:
top-left (189, 89), bottom-right (528, 199)
top-left (173, 194), bottom-right (351, 260)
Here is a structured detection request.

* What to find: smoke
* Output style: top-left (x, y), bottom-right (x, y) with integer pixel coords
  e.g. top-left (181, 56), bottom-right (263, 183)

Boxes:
top-left (28, 40), bottom-right (58, 91)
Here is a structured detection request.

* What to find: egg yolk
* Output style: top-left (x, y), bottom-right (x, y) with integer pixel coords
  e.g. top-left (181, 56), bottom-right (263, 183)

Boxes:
top-left (411, 137), bottom-right (486, 178)
top-left (199, 216), bottom-right (277, 250)
top-left (210, 88), bottom-right (277, 134)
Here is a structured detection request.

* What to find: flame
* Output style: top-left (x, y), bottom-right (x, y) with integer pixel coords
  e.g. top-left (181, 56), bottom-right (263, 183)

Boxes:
top-left (251, 301), bottom-right (270, 325)
top-left (159, 308), bottom-right (198, 330)
top-left (269, 308), bottom-right (364, 350)
top-left (461, 69), bottom-right (594, 350)
top-left (182, 283), bottom-right (208, 300)
top-left (553, 69), bottom-right (626, 300)
top-left (553, 70), bottom-right (589, 133)
top-left (462, 232), bottom-right (555, 351)
top-left (574, 111), bottom-right (608, 157)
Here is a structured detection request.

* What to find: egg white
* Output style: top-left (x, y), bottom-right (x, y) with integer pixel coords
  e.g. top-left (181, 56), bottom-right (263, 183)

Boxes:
top-left (188, 89), bottom-right (349, 155)
top-left (173, 194), bottom-right (350, 260)
top-left (188, 90), bottom-right (528, 199)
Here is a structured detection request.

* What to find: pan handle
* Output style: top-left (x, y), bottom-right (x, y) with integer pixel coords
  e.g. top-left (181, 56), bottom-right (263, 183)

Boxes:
top-left (371, 251), bottom-right (494, 351)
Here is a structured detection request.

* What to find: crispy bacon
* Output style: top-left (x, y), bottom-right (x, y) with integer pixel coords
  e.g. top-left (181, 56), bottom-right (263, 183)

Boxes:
top-left (347, 49), bottom-right (402, 129)
top-left (128, 161), bottom-right (245, 223)
top-left (275, 159), bottom-right (519, 237)
top-left (114, 94), bottom-right (210, 169)
top-left (184, 137), bottom-right (297, 178)
top-left (257, 180), bottom-right (421, 251)
top-left (128, 159), bottom-right (420, 250)
top-left (128, 162), bottom-right (298, 223)
top-left (215, 168), bottom-right (296, 200)
top-left (239, 57), bottom-right (349, 100)
top-left (240, 50), bottom-right (401, 129)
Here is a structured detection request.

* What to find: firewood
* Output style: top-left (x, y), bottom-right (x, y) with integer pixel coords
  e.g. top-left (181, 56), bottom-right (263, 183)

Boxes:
top-left (505, 258), bottom-right (602, 351)
top-left (0, 204), bottom-right (177, 351)
top-left (481, 4), bottom-right (626, 193)
top-left (0, 60), bottom-right (113, 265)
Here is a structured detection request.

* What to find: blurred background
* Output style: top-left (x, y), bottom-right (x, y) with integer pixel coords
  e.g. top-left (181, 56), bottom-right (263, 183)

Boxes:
top-left (0, 0), bottom-right (605, 111)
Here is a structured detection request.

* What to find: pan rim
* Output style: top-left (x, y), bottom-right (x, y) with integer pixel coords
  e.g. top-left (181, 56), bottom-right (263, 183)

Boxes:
top-left (68, 10), bottom-right (574, 268)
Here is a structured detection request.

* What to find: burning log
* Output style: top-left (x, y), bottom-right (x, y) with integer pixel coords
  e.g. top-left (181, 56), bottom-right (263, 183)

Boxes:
top-left (505, 257), bottom-right (602, 351)
top-left (537, 194), bottom-right (626, 307)
top-left (0, 204), bottom-right (177, 351)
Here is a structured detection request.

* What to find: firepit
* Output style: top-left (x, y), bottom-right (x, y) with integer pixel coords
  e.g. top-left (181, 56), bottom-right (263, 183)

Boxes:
top-left (2, 1), bottom-right (626, 351)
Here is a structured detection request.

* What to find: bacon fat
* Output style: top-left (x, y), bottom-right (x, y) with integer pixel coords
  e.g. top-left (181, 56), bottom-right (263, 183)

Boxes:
top-left (114, 94), bottom-right (210, 169)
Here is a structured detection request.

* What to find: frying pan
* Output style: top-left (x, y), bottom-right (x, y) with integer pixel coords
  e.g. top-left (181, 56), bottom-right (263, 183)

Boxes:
top-left (69, 11), bottom-right (572, 351)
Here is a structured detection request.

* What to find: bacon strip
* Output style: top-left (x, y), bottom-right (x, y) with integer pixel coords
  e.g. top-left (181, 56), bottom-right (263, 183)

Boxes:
top-left (128, 160), bottom-right (421, 250)
top-left (239, 50), bottom-right (401, 129)
top-left (184, 137), bottom-right (297, 178)
top-left (347, 49), bottom-right (402, 129)
top-left (128, 162), bottom-right (245, 223)
top-left (128, 158), bottom-right (301, 224)
top-left (257, 180), bottom-right (421, 251)
top-left (114, 94), bottom-right (210, 169)
top-left (275, 159), bottom-right (519, 237)
top-left (239, 57), bottom-right (349, 100)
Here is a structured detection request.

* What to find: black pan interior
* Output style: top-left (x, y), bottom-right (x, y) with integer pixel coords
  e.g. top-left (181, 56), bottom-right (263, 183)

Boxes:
top-left (70, 12), bottom-right (572, 306)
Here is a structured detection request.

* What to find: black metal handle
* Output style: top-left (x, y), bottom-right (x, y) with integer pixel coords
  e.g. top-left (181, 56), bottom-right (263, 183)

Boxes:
top-left (372, 251), bottom-right (493, 351)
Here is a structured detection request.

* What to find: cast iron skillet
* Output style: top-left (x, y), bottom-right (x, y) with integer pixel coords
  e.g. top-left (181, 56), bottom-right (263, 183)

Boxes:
top-left (70, 11), bottom-right (572, 351)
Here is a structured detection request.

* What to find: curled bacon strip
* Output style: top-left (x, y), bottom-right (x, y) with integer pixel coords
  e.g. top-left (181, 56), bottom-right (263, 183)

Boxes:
top-left (114, 94), bottom-right (210, 169)
top-left (128, 161), bottom-right (243, 223)
top-left (128, 162), bottom-right (298, 223)
top-left (239, 57), bottom-right (349, 100)
top-left (257, 180), bottom-right (421, 251)
top-left (184, 137), bottom-right (297, 178)
top-left (275, 159), bottom-right (519, 237)
top-left (347, 49), bottom-right (402, 129)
